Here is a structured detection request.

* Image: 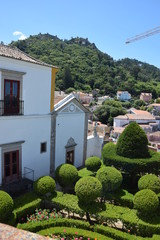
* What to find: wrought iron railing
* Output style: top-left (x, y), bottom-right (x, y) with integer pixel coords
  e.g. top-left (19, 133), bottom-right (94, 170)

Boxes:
top-left (23, 167), bottom-right (34, 182)
top-left (0, 100), bottom-right (24, 116)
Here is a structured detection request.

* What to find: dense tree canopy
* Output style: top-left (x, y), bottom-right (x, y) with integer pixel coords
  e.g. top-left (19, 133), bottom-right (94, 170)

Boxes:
top-left (10, 33), bottom-right (160, 97)
top-left (94, 100), bottom-right (126, 125)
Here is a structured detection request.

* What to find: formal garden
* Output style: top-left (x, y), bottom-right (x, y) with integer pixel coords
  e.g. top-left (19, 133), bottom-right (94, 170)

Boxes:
top-left (1, 122), bottom-right (160, 239)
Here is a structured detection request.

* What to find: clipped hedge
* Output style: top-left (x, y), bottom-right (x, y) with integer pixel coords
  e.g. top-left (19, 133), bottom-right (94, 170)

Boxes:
top-left (51, 191), bottom-right (84, 215)
top-left (13, 191), bottom-right (42, 221)
top-left (133, 189), bottom-right (159, 215)
top-left (99, 203), bottom-right (160, 237)
top-left (111, 189), bottom-right (134, 208)
top-left (55, 164), bottom-right (79, 188)
top-left (95, 225), bottom-right (160, 240)
top-left (75, 176), bottom-right (102, 203)
top-left (96, 166), bottom-right (122, 197)
top-left (116, 122), bottom-right (149, 158)
top-left (138, 174), bottom-right (160, 194)
top-left (37, 226), bottom-right (112, 240)
top-left (51, 192), bottom-right (160, 237)
top-left (0, 190), bottom-right (14, 221)
top-left (17, 218), bottom-right (90, 233)
top-left (95, 225), bottom-right (143, 240)
top-left (102, 142), bottom-right (160, 174)
top-left (33, 176), bottom-right (56, 196)
top-left (85, 156), bottom-right (101, 171)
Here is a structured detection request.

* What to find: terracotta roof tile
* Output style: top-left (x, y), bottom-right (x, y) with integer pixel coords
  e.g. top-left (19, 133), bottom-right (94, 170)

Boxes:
top-left (0, 44), bottom-right (58, 68)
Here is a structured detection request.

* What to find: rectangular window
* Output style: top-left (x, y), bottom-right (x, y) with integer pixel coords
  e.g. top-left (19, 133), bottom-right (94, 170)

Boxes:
top-left (66, 150), bottom-right (74, 165)
top-left (40, 142), bottom-right (47, 153)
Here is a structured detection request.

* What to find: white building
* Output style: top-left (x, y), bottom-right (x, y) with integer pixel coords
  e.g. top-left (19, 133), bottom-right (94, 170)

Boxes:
top-left (117, 91), bottom-right (131, 101)
top-left (0, 45), bottom-right (89, 187)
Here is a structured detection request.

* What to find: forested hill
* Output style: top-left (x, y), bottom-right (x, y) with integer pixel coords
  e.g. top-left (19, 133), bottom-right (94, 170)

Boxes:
top-left (10, 33), bottom-right (160, 98)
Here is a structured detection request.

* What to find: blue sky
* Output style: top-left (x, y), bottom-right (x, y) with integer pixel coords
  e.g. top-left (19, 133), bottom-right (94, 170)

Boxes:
top-left (1, 0), bottom-right (160, 67)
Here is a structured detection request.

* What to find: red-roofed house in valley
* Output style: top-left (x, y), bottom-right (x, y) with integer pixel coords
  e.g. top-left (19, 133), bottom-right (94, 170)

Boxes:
top-left (113, 108), bottom-right (160, 141)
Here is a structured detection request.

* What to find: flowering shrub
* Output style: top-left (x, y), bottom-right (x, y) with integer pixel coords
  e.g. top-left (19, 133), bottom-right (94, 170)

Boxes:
top-left (27, 208), bottom-right (62, 222)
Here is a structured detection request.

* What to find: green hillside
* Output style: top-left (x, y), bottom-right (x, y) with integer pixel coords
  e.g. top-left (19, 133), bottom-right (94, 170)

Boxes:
top-left (10, 33), bottom-right (160, 98)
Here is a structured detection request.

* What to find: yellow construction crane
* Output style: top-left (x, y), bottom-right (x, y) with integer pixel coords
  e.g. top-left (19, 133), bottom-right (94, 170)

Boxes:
top-left (126, 26), bottom-right (160, 44)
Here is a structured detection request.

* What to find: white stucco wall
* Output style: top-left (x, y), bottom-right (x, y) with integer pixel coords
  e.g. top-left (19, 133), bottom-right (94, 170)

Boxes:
top-left (114, 118), bottom-right (129, 127)
top-left (0, 115), bottom-right (51, 185)
top-left (55, 108), bottom-right (85, 170)
top-left (87, 135), bottom-right (104, 159)
top-left (0, 56), bottom-right (51, 115)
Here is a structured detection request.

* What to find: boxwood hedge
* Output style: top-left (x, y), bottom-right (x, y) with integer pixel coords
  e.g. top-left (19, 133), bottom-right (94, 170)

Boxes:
top-left (13, 191), bottom-right (42, 221)
top-left (37, 226), bottom-right (112, 240)
top-left (102, 143), bottom-right (160, 174)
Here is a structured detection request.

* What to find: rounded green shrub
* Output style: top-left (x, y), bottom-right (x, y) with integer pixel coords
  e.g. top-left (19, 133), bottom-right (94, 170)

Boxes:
top-left (96, 166), bottom-right (122, 196)
top-left (138, 174), bottom-right (160, 193)
top-left (116, 122), bottom-right (150, 158)
top-left (33, 176), bottom-right (56, 195)
top-left (133, 189), bottom-right (159, 215)
top-left (85, 156), bottom-right (101, 171)
top-left (75, 176), bottom-right (102, 203)
top-left (0, 190), bottom-right (14, 221)
top-left (55, 164), bottom-right (79, 188)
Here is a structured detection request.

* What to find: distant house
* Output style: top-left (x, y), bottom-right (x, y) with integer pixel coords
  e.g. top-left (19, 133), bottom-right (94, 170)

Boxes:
top-left (74, 92), bottom-right (93, 105)
top-left (97, 96), bottom-right (111, 105)
top-left (140, 93), bottom-right (152, 103)
top-left (148, 103), bottom-right (160, 115)
top-left (113, 108), bottom-right (158, 134)
top-left (117, 91), bottom-right (131, 101)
top-left (114, 112), bottom-right (156, 128)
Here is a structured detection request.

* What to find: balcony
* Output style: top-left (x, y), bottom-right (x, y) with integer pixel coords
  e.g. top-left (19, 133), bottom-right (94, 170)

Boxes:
top-left (0, 99), bottom-right (24, 116)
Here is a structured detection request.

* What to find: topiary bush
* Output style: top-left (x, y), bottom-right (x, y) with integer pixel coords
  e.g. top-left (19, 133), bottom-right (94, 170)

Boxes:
top-left (138, 174), bottom-right (160, 194)
top-left (96, 166), bottom-right (122, 198)
top-left (116, 122), bottom-right (150, 158)
top-left (102, 142), bottom-right (160, 175)
top-left (85, 156), bottom-right (101, 172)
top-left (33, 176), bottom-right (56, 195)
top-left (0, 190), bottom-right (14, 221)
top-left (55, 164), bottom-right (79, 189)
top-left (133, 189), bottom-right (159, 216)
top-left (75, 176), bottom-right (102, 203)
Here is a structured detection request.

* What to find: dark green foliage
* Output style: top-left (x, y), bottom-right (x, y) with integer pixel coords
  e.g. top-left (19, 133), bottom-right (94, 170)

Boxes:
top-left (116, 122), bottom-right (150, 158)
top-left (75, 176), bottom-right (102, 203)
top-left (13, 191), bottom-right (42, 221)
top-left (33, 176), bottom-right (56, 195)
top-left (10, 34), bottom-right (160, 97)
top-left (94, 100), bottom-right (126, 125)
top-left (0, 190), bottom-right (14, 221)
top-left (138, 174), bottom-right (160, 194)
top-left (55, 164), bottom-right (79, 188)
top-left (133, 99), bottom-right (146, 109)
top-left (102, 142), bottom-right (160, 175)
top-left (85, 156), bottom-right (101, 171)
top-left (133, 189), bottom-right (159, 216)
top-left (96, 166), bottom-right (122, 197)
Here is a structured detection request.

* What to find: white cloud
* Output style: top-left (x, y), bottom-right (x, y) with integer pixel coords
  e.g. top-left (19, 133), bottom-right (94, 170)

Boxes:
top-left (13, 31), bottom-right (27, 40)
